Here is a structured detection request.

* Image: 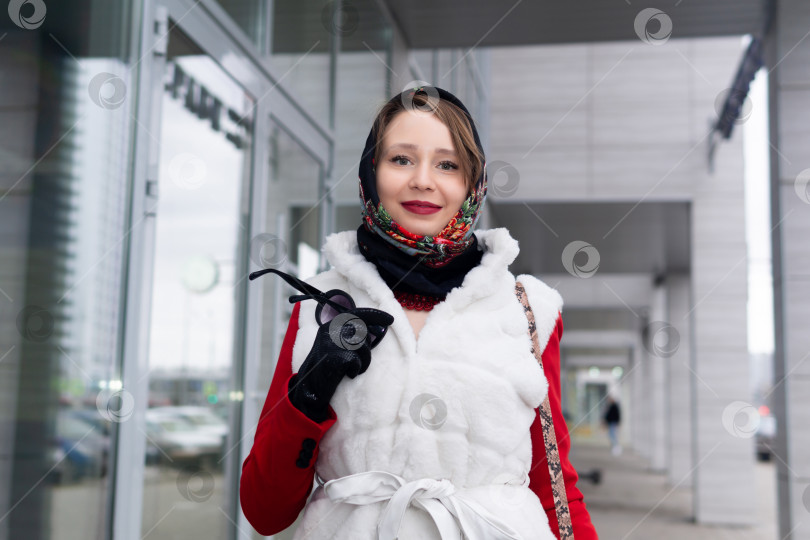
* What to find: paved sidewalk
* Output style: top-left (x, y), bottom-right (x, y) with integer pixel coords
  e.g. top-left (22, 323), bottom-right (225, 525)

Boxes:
top-left (569, 440), bottom-right (778, 540)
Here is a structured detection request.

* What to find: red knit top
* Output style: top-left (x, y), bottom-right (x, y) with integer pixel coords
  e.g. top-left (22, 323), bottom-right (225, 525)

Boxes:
top-left (240, 302), bottom-right (599, 539)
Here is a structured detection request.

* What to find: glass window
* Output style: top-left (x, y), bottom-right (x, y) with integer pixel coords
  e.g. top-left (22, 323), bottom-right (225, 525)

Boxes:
top-left (257, 121), bottom-right (324, 383)
top-left (214, 0), bottom-right (269, 50)
top-left (138, 26), bottom-right (253, 540)
top-left (0, 2), bottom-right (135, 539)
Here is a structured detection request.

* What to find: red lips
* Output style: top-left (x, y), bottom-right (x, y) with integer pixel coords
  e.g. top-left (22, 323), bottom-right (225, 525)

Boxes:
top-left (401, 200), bottom-right (442, 215)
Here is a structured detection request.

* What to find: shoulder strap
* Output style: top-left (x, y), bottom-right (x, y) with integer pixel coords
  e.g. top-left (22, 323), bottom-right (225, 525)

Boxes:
top-left (515, 281), bottom-right (574, 540)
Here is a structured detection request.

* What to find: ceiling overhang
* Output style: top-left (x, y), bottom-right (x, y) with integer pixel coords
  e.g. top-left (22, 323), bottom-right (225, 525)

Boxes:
top-left (383, 0), bottom-right (766, 49)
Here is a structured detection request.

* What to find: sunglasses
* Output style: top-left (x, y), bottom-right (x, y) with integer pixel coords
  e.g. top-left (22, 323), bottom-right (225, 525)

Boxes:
top-left (248, 268), bottom-right (394, 350)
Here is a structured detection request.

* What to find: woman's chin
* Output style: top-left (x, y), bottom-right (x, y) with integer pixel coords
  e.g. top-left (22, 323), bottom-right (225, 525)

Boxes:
top-left (402, 222), bottom-right (443, 237)
top-left (391, 215), bottom-right (444, 237)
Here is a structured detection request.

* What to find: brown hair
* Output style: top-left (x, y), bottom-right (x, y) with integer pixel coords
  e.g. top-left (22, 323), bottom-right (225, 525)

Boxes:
top-left (372, 92), bottom-right (483, 193)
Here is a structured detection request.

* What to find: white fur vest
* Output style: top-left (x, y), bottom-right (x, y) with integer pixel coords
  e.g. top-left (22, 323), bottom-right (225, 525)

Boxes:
top-left (290, 228), bottom-right (563, 540)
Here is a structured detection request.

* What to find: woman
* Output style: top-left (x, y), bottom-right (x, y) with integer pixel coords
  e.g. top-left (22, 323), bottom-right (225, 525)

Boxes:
top-left (240, 86), bottom-right (598, 539)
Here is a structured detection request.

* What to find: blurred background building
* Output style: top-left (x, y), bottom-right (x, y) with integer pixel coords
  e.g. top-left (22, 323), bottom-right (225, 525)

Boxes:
top-left (0, 1), bottom-right (807, 539)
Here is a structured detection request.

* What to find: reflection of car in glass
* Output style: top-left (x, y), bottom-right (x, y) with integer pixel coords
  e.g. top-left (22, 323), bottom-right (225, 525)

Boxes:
top-left (755, 414), bottom-right (777, 461)
top-left (145, 409), bottom-right (224, 468)
top-left (70, 409), bottom-right (113, 436)
top-left (50, 410), bottom-right (110, 484)
top-left (150, 406), bottom-right (228, 440)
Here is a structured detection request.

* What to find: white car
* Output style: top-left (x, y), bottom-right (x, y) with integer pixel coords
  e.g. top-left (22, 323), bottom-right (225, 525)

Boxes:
top-left (145, 409), bottom-right (224, 468)
top-left (150, 406), bottom-right (228, 440)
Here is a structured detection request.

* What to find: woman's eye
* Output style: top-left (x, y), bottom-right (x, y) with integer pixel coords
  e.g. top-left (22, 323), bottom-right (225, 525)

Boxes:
top-left (438, 161), bottom-right (459, 171)
top-left (390, 155), bottom-right (411, 166)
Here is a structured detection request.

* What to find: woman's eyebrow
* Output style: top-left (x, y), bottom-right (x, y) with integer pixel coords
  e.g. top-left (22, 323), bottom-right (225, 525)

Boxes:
top-left (386, 142), bottom-right (457, 156)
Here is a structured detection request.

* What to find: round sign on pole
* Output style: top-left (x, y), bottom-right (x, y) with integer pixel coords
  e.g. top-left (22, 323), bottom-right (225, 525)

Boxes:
top-left (182, 256), bottom-right (219, 293)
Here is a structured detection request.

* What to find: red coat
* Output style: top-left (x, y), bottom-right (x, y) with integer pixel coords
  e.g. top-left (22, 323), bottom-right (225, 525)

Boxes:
top-left (241, 302), bottom-right (598, 539)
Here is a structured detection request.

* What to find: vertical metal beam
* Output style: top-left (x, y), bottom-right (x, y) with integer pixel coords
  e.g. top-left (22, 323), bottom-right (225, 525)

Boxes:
top-left (765, 1), bottom-right (810, 537)
top-left (318, 0), bottom-right (341, 271)
top-left (112, 2), bottom-right (164, 539)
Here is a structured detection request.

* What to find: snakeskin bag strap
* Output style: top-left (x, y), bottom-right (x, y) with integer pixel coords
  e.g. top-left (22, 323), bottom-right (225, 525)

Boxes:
top-left (514, 282), bottom-right (574, 540)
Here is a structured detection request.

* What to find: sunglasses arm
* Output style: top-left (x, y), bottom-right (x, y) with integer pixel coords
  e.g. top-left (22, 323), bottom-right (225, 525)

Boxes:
top-left (249, 268), bottom-right (386, 330)
top-left (288, 293), bottom-right (353, 315)
top-left (248, 268), bottom-right (325, 297)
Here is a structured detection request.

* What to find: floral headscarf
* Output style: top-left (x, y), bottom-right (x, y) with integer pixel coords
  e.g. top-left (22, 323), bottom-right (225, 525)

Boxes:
top-left (358, 86), bottom-right (488, 269)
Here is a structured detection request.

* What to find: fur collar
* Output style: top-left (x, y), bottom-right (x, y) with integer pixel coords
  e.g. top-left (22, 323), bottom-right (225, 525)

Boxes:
top-left (316, 227), bottom-right (562, 356)
top-left (322, 227), bottom-right (520, 311)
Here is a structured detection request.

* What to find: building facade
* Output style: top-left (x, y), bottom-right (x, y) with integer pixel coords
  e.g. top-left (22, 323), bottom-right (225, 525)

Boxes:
top-left (2, 1), bottom-right (807, 539)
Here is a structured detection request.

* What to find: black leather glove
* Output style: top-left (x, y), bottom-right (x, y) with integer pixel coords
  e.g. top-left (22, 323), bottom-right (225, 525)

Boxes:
top-left (248, 268), bottom-right (394, 423)
top-left (288, 318), bottom-right (374, 423)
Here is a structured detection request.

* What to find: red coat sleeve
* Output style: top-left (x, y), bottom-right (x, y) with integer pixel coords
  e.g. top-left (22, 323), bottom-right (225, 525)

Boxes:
top-left (240, 303), bottom-right (338, 536)
top-left (529, 312), bottom-right (599, 540)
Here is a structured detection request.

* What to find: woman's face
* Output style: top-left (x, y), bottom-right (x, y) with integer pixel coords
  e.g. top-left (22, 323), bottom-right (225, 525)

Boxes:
top-left (376, 110), bottom-right (469, 237)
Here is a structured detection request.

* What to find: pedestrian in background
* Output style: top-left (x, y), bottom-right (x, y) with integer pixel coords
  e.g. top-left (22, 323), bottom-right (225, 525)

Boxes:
top-left (604, 395), bottom-right (621, 456)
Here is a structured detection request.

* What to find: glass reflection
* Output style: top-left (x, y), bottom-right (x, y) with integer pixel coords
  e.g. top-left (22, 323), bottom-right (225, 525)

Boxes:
top-left (249, 123), bottom-right (324, 540)
top-left (0, 2), bottom-right (134, 538)
top-left (139, 41), bottom-right (252, 539)
top-left (214, 0), bottom-right (269, 50)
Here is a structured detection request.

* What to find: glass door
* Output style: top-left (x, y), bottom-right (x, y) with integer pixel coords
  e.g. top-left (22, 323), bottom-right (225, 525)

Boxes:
top-left (138, 24), bottom-right (253, 540)
top-left (249, 119), bottom-right (328, 540)
top-left (256, 117), bottom-right (326, 388)
top-left (120, 2), bottom-right (335, 539)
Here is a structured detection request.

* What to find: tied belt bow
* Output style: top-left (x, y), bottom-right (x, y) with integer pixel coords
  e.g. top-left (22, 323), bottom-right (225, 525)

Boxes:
top-left (322, 470), bottom-right (524, 540)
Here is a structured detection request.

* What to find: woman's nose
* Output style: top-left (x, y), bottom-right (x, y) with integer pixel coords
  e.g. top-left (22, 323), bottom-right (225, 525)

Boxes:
top-left (409, 161), bottom-right (435, 191)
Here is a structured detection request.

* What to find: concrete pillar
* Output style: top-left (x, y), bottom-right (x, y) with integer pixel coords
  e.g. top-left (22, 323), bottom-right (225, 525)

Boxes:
top-left (766, 1), bottom-right (810, 537)
top-left (629, 340), bottom-right (644, 454)
top-left (648, 282), bottom-right (668, 472)
top-left (666, 274), bottom-right (694, 487)
top-left (618, 355), bottom-right (633, 448)
top-left (633, 329), bottom-right (652, 460)
top-left (691, 108), bottom-right (755, 523)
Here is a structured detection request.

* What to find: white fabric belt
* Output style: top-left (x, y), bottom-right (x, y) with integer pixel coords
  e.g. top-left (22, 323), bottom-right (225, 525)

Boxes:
top-left (321, 470), bottom-right (525, 540)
